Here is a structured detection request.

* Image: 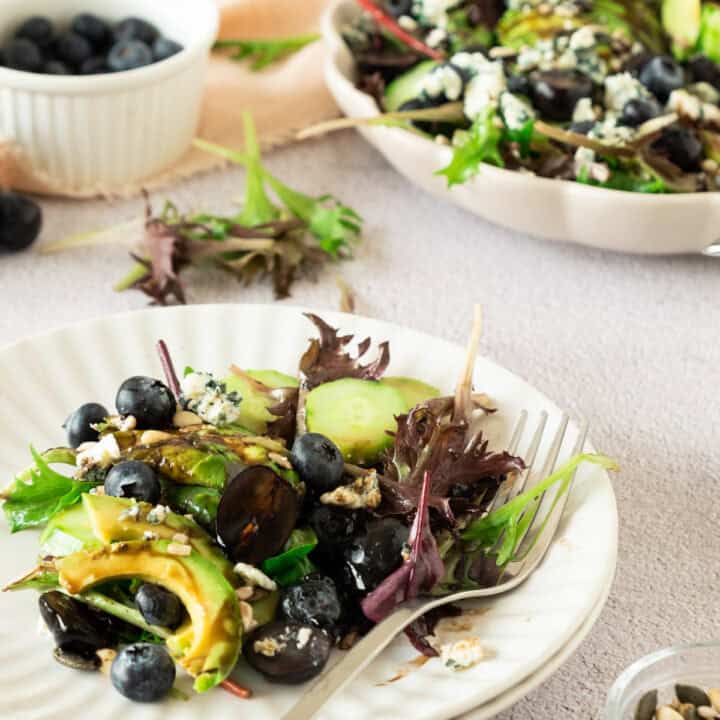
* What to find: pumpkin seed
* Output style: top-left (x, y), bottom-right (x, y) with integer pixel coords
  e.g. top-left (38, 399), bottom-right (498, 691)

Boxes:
top-left (635, 690), bottom-right (659, 720)
top-left (677, 686), bottom-right (712, 708)
top-left (708, 690), bottom-right (720, 713)
top-left (52, 647), bottom-right (100, 672)
top-left (658, 707), bottom-right (686, 720)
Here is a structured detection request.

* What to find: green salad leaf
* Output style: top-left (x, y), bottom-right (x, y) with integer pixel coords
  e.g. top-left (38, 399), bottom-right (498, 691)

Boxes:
top-left (462, 453), bottom-right (619, 565)
top-left (698, 3), bottom-right (720, 63)
top-left (437, 106), bottom-right (505, 186)
top-left (2, 448), bottom-right (97, 533)
top-left (577, 166), bottom-right (668, 194)
top-left (262, 527), bottom-right (317, 586)
top-left (214, 33), bottom-right (320, 71)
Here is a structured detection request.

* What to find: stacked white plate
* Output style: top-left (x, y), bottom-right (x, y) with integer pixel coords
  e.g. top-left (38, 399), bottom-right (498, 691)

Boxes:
top-left (0, 305), bottom-right (617, 719)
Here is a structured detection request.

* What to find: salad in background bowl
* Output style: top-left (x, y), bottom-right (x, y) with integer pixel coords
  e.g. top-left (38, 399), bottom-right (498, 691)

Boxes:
top-left (320, 0), bottom-right (720, 254)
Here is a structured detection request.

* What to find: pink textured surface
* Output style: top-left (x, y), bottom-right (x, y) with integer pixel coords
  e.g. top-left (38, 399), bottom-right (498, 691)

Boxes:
top-left (1, 131), bottom-right (719, 718)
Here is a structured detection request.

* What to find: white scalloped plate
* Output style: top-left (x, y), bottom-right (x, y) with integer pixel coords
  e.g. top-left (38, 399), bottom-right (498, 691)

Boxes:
top-left (0, 305), bottom-right (617, 720)
top-left (322, 0), bottom-right (720, 256)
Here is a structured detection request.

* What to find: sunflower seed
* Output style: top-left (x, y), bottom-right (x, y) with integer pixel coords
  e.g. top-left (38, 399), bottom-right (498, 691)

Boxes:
top-left (697, 707), bottom-right (718, 720)
top-left (635, 690), bottom-right (658, 720)
top-left (677, 686), bottom-right (712, 708)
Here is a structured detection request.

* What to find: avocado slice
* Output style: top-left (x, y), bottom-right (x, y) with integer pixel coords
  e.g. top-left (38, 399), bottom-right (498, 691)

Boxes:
top-left (662, 0), bottom-right (701, 59)
top-left (305, 378), bottom-right (408, 464)
top-left (108, 428), bottom-right (300, 490)
top-left (224, 369), bottom-right (297, 435)
top-left (42, 494), bottom-right (235, 584)
top-left (384, 60), bottom-right (438, 112)
top-left (381, 377), bottom-right (440, 409)
top-left (497, 9), bottom-right (584, 48)
top-left (56, 540), bottom-right (241, 692)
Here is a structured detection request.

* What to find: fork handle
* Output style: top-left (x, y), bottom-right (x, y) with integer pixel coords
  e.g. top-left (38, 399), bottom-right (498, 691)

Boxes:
top-left (280, 600), bottom-right (426, 720)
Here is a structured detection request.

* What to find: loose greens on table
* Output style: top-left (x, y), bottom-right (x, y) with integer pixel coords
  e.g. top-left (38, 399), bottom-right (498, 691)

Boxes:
top-left (1, 311), bottom-right (616, 704)
top-left (48, 113), bottom-right (362, 305)
top-left (214, 33), bottom-right (320, 71)
top-left (334, 0), bottom-right (720, 193)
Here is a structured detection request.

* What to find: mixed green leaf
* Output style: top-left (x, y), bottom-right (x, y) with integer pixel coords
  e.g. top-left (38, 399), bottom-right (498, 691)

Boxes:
top-left (214, 33), bottom-right (320, 71)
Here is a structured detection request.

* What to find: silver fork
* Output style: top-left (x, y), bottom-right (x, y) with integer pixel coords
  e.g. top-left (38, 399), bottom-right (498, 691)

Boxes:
top-left (281, 411), bottom-right (589, 720)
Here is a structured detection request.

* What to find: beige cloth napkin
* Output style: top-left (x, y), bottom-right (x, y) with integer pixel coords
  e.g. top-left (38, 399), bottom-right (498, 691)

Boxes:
top-left (0, 0), bottom-right (338, 198)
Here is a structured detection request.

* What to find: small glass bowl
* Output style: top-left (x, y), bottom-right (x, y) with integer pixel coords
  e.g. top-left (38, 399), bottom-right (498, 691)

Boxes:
top-left (604, 642), bottom-right (720, 719)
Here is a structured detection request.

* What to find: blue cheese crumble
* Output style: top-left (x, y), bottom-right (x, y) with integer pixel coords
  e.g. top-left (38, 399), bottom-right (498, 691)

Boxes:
top-left (412, 0), bottom-right (462, 28)
top-left (180, 371), bottom-right (242, 427)
top-left (462, 59), bottom-right (507, 119)
top-left (572, 97), bottom-right (596, 123)
top-left (499, 91), bottom-right (535, 130)
top-left (604, 72), bottom-right (650, 112)
top-left (423, 64), bottom-right (464, 101)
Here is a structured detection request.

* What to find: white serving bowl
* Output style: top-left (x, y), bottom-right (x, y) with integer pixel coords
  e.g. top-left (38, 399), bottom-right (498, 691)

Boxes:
top-left (0, 0), bottom-right (218, 192)
top-left (323, 0), bottom-right (720, 255)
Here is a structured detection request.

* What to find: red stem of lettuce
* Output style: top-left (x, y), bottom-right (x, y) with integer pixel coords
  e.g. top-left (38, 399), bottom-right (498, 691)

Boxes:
top-left (156, 339), bottom-right (181, 401)
top-left (220, 679), bottom-right (252, 699)
top-left (355, 0), bottom-right (445, 61)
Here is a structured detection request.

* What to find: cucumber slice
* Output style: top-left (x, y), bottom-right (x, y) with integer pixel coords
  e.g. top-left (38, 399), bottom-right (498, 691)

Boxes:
top-left (305, 379), bottom-right (408, 464)
top-left (382, 377), bottom-right (440, 409)
top-left (224, 369), bottom-right (298, 434)
top-left (384, 60), bottom-right (438, 112)
top-left (39, 501), bottom-right (100, 557)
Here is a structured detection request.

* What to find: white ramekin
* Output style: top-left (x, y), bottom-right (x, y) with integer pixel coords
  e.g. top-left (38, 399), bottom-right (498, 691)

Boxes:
top-left (0, 0), bottom-right (219, 192)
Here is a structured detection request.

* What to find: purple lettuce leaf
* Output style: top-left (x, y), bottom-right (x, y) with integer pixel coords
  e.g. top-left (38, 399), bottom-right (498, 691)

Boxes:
top-left (361, 471), bottom-right (444, 624)
top-left (298, 314), bottom-right (390, 390)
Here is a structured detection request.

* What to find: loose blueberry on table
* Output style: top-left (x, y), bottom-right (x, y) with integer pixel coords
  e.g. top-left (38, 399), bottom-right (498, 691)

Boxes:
top-left (0, 13), bottom-right (182, 76)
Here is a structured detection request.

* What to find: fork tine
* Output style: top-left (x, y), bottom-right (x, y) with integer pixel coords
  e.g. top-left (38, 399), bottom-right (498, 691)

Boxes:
top-left (525, 418), bottom-right (589, 546)
top-left (488, 410), bottom-right (542, 512)
top-left (506, 410), bottom-right (548, 501)
top-left (505, 412), bottom-right (570, 550)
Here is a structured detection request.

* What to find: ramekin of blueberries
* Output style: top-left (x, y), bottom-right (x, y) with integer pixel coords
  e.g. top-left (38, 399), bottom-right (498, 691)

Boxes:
top-left (1, 13), bottom-right (182, 76)
top-left (0, 1), bottom-right (218, 188)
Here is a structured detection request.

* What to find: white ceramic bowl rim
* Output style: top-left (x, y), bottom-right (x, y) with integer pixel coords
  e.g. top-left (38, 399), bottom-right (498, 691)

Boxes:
top-left (0, 0), bottom-right (219, 94)
top-left (604, 640), bottom-right (720, 715)
top-left (325, 0), bottom-right (720, 210)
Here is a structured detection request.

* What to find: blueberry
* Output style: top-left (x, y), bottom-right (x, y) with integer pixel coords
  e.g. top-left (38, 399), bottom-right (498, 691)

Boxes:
top-left (569, 120), bottom-right (596, 135)
top-left (688, 54), bottom-right (720, 90)
top-left (619, 98), bottom-right (660, 127)
top-left (107, 40), bottom-right (153, 72)
top-left (135, 584), bottom-right (183, 628)
top-left (385, 0), bottom-right (413, 17)
top-left (104, 461), bottom-right (161, 504)
top-left (15, 16), bottom-right (54, 49)
top-left (290, 433), bottom-right (345, 495)
top-left (530, 70), bottom-right (594, 122)
top-left (280, 575), bottom-right (342, 634)
top-left (55, 32), bottom-right (93, 68)
top-left (111, 643), bottom-right (175, 702)
top-left (0, 192), bottom-right (42, 252)
top-left (639, 55), bottom-right (684, 102)
top-left (651, 126), bottom-right (703, 172)
top-left (343, 518), bottom-right (409, 593)
top-left (44, 60), bottom-right (71, 75)
top-left (114, 17), bottom-right (159, 46)
top-left (71, 13), bottom-right (110, 50)
top-left (63, 402), bottom-right (108, 448)
top-left (152, 37), bottom-right (183, 63)
top-left (4, 39), bottom-right (43, 73)
top-left (507, 74), bottom-right (531, 96)
top-left (115, 376), bottom-right (175, 428)
top-left (80, 56), bottom-right (107, 75)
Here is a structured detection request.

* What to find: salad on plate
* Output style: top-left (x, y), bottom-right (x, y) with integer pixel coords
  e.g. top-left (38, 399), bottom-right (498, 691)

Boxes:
top-left (0, 311), bottom-right (613, 704)
top-left (337, 0), bottom-right (720, 193)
